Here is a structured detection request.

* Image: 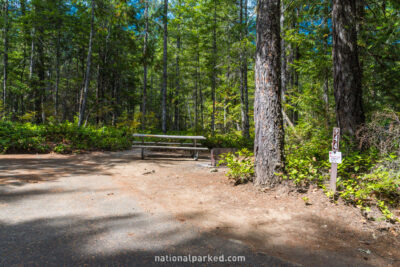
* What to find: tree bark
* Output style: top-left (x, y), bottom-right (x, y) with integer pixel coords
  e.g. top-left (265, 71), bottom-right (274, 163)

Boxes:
top-left (239, 0), bottom-right (250, 138)
top-left (36, 26), bottom-right (45, 123)
top-left (254, 0), bottom-right (284, 187)
top-left (78, 0), bottom-right (95, 127)
top-left (174, 3), bottom-right (181, 131)
top-left (29, 27), bottom-right (35, 80)
top-left (332, 0), bottom-right (365, 137)
top-left (322, 3), bottom-right (330, 128)
top-left (3, 0), bottom-right (9, 109)
top-left (211, 0), bottom-right (217, 134)
top-left (54, 31), bottom-right (61, 118)
top-left (142, 0), bottom-right (148, 130)
top-left (280, 0), bottom-right (287, 101)
top-left (161, 0), bottom-right (168, 133)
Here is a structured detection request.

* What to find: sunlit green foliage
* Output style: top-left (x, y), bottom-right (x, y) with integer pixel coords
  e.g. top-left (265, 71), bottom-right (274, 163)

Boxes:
top-left (218, 148), bottom-right (254, 185)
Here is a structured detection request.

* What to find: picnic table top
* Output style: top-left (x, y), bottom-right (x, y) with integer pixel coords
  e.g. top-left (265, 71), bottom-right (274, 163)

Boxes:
top-left (132, 134), bottom-right (206, 140)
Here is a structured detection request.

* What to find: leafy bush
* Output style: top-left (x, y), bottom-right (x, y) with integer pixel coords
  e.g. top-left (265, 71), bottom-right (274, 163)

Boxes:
top-left (283, 117), bottom-right (399, 222)
top-left (218, 148), bottom-right (254, 185)
top-left (0, 121), bottom-right (133, 153)
top-left (203, 133), bottom-right (253, 149)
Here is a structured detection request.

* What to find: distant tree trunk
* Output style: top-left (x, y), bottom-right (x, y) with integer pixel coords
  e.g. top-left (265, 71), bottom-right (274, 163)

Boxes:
top-left (280, 0), bottom-right (287, 101)
top-left (322, 4), bottom-right (330, 128)
top-left (54, 31), bottom-right (61, 118)
top-left (78, 0), bottom-right (95, 127)
top-left (195, 42), bottom-right (200, 133)
top-left (254, 0), bottom-right (284, 187)
top-left (211, 0), bottom-right (217, 134)
top-left (96, 62), bottom-right (101, 125)
top-left (3, 0), bottom-right (9, 110)
top-left (239, 0), bottom-right (250, 138)
top-left (174, 9), bottom-right (181, 131)
top-left (200, 76), bottom-right (204, 130)
top-left (332, 0), bottom-right (365, 137)
top-left (161, 0), bottom-right (168, 133)
top-left (29, 28), bottom-right (35, 80)
top-left (36, 26), bottom-right (46, 123)
top-left (20, 0), bottom-right (27, 116)
top-left (356, 0), bottom-right (365, 79)
top-left (142, 0), bottom-right (148, 130)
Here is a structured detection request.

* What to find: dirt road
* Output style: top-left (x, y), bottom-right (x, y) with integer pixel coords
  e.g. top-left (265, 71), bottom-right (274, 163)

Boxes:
top-left (0, 150), bottom-right (399, 266)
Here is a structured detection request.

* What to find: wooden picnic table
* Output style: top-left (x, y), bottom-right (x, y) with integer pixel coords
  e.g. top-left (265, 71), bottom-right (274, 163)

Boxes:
top-left (132, 134), bottom-right (208, 160)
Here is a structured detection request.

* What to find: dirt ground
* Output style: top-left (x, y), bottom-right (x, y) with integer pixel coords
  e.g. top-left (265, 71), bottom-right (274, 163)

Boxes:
top-left (1, 150), bottom-right (399, 266)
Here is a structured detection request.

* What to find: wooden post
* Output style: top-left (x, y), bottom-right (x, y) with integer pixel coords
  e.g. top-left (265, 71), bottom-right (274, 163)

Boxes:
top-left (329, 127), bottom-right (340, 193)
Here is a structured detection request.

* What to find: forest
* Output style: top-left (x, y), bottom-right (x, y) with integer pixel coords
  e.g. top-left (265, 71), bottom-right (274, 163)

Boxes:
top-left (0, 0), bottom-right (399, 222)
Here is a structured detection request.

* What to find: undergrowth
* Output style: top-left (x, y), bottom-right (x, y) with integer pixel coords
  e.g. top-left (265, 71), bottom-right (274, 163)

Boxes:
top-left (0, 120), bottom-right (132, 153)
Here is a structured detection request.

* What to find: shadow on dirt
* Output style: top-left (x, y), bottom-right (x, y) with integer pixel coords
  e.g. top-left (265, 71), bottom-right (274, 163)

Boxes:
top-left (0, 210), bottom-right (295, 267)
top-left (0, 199), bottom-right (391, 267)
top-left (0, 152), bottom-right (397, 266)
top-left (0, 150), bottom-right (209, 187)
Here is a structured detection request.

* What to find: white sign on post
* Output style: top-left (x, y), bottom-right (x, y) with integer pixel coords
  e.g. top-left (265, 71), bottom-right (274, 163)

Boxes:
top-left (330, 127), bottom-right (341, 193)
top-left (329, 151), bottom-right (342, 164)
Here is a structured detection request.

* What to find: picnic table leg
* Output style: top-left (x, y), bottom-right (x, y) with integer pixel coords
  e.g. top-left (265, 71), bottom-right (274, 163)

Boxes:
top-left (194, 139), bottom-right (198, 161)
top-left (141, 137), bottom-right (145, 159)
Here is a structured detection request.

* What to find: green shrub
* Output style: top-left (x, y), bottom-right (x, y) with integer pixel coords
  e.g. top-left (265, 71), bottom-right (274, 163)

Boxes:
top-left (218, 148), bottom-right (254, 185)
top-left (203, 133), bottom-right (253, 150)
top-left (0, 121), bottom-right (132, 154)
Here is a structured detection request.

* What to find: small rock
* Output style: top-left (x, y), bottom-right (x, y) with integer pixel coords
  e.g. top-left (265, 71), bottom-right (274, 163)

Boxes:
top-left (210, 168), bottom-right (218, 173)
top-left (321, 225), bottom-right (328, 229)
top-left (260, 187), bottom-right (270, 193)
top-left (358, 248), bottom-right (371, 255)
top-left (142, 170), bottom-right (155, 175)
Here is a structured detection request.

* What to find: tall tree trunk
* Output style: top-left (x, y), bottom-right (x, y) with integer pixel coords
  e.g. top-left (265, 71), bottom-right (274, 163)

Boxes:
top-left (332, 0), bottom-right (365, 137)
top-left (78, 0), bottom-right (95, 127)
top-left (254, 0), bottom-right (284, 187)
top-left (54, 31), bottom-right (61, 118)
top-left (174, 8), bottom-right (181, 131)
top-left (239, 0), bottom-right (250, 138)
top-left (161, 0), bottom-right (168, 133)
top-left (195, 41), bottom-right (200, 133)
top-left (211, 0), bottom-right (217, 134)
top-left (243, 0), bottom-right (249, 136)
top-left (142, 0), bottom-right (148, 130)
top-left (3, 0), bottom-right (9, 110)
top-left (280, 0), bottom-right (287, 101)
top-left (322, 4), bottom-right (330, 128)
top-left (36, 26), bottom-right (45, 123)
top-left (29, 28), bottom-right (35, 80)
top-left (96, 61), bottom-right (101, 125)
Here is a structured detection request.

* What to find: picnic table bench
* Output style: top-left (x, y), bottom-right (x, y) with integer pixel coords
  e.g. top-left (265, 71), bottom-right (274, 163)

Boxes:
top-left (132, 134), bottom-right (208, 160)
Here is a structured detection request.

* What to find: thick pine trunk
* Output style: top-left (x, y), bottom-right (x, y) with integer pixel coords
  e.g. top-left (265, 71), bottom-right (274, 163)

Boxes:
top-left (78, 0), bottom-right (95, 127)
top-left (332, 0), bottom-right (365, 137)
top-left (254, 0), bottom-right (285, 187)
top-left (161, 0), bottom-right (168, 133)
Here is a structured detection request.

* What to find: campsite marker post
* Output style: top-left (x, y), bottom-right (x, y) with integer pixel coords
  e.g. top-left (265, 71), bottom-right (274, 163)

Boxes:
top-left (329, 127), bottom-right (341, 193)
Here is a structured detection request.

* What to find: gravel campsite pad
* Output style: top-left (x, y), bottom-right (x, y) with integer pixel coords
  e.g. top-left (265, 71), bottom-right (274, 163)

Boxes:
top-left (0, 150), bottom-right (399, 266)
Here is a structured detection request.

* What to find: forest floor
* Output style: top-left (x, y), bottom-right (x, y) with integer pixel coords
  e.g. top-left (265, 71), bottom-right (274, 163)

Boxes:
top-left (0, 150), bottom-right (399, 266)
